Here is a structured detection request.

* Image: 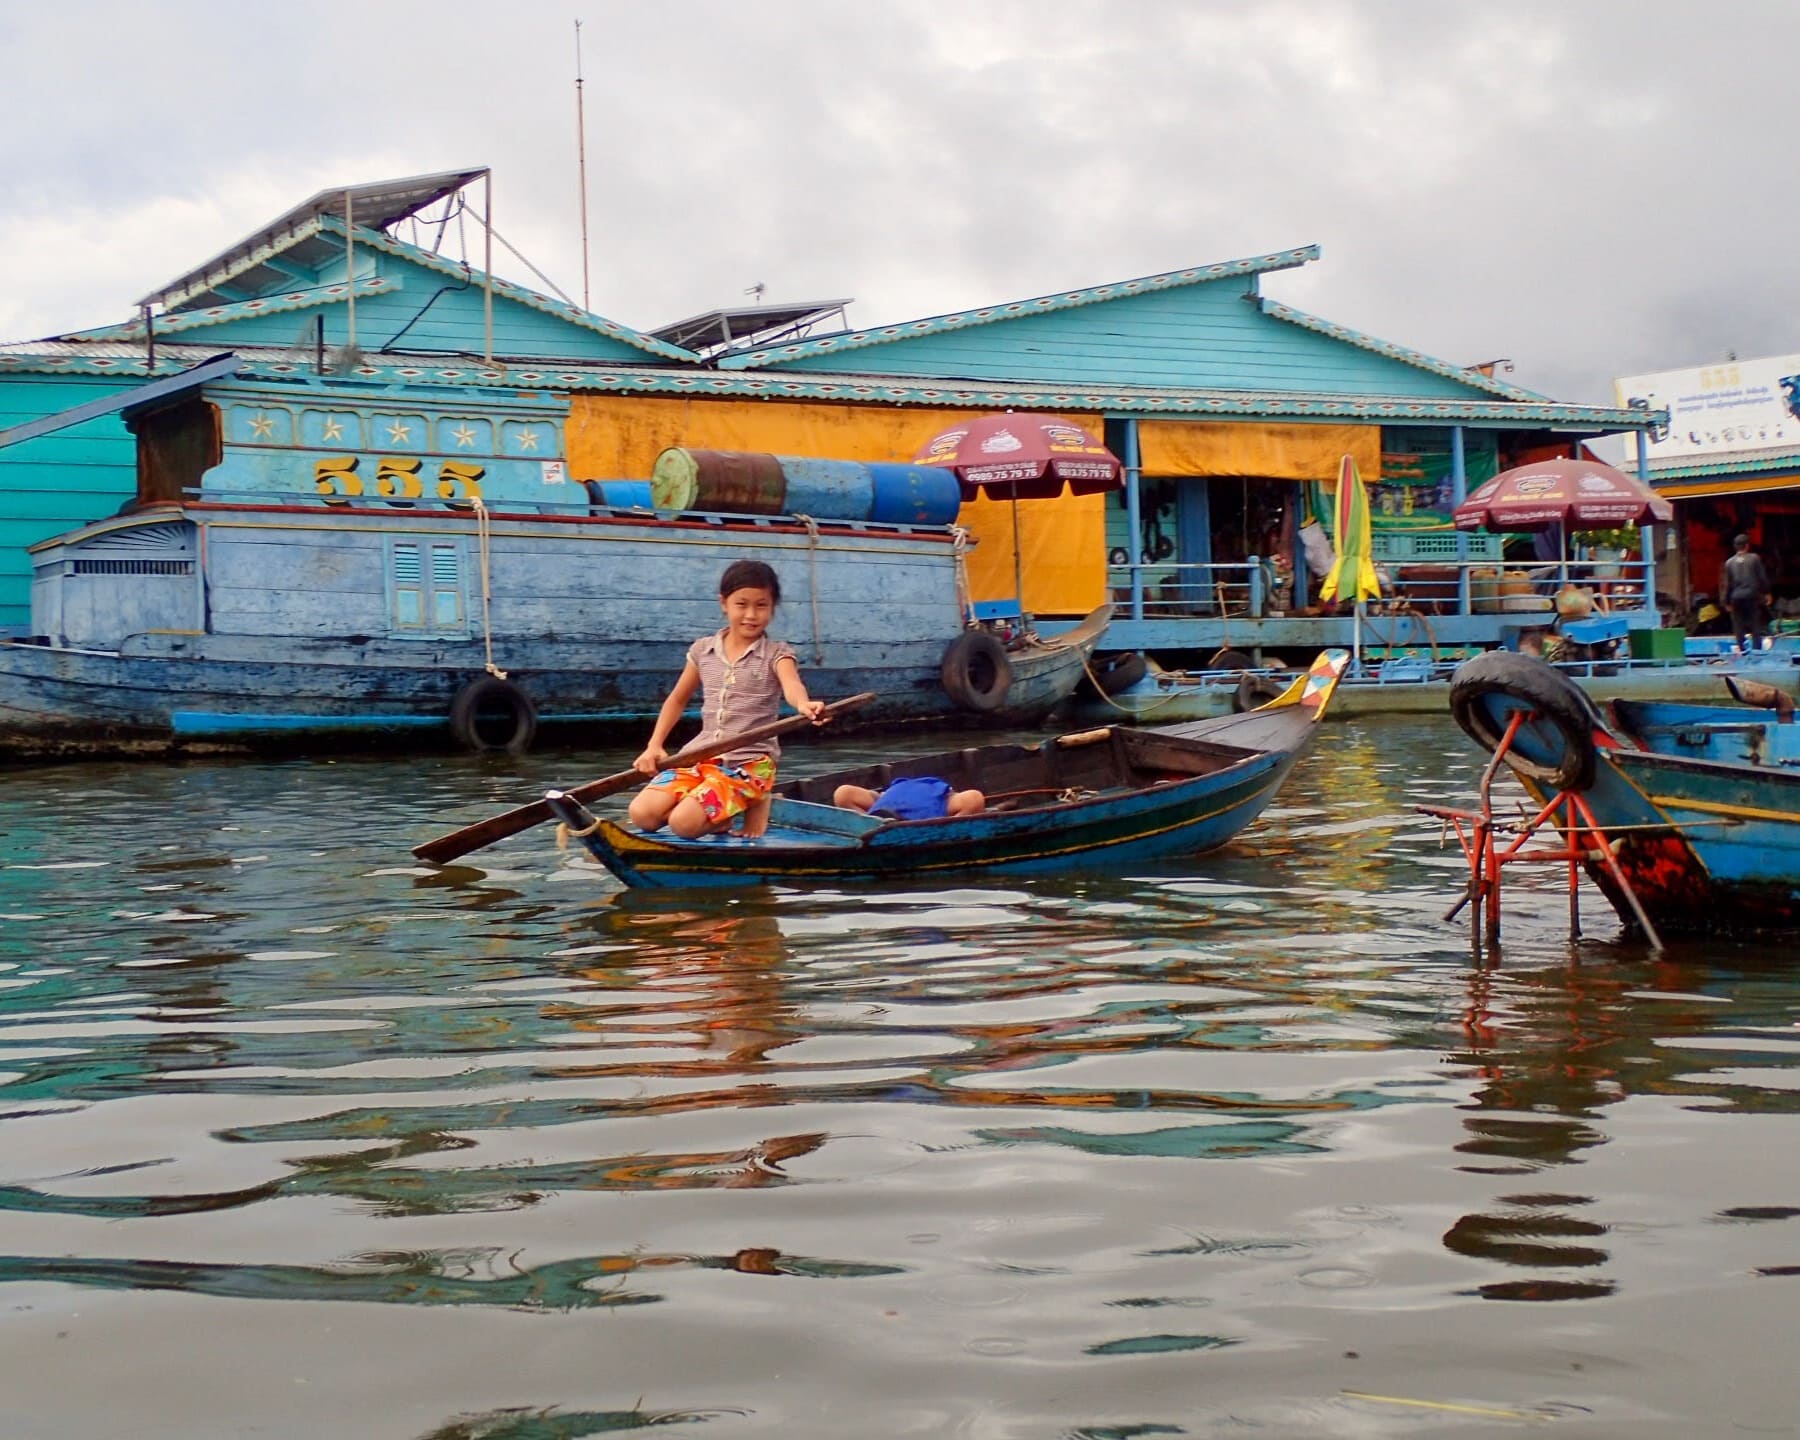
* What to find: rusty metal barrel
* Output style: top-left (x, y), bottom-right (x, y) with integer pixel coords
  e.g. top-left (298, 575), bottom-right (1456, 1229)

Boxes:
top-left (650, 448), bottom-right (963, 525)
top-left (651, 448), bottom-right (786, 514)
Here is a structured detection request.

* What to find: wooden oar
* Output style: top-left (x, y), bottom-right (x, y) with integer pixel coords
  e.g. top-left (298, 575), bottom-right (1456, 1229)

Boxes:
top-left (411, 692), bottom-right (876, 865)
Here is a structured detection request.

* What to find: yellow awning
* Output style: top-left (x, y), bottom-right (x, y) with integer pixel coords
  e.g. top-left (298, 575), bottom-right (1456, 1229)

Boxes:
top-left (1138, 420), bottom-right (1380, 480)
top-left (1655, 472), bottom-right (1800, 500)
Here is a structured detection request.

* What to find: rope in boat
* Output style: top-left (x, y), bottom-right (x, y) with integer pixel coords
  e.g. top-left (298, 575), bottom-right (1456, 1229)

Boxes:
top-left (792, 512), bottom-right (824, 664)
top-left (1073, 648), bottom-right (1189, 716)
top-left (469, 495), bottom-right (507, 679)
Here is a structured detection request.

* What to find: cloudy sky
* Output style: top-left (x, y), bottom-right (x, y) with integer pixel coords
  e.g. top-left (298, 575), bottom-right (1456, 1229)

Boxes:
top-left (2, 1), bottom-right (1793, 405)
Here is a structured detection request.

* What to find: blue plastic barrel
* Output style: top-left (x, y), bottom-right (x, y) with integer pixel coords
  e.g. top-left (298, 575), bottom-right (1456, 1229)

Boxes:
top-left (868, 462), bottom-right (963, 526)
top-left (588, 479), bottom-right (653, 509)
top-left (776, 457), bottom-right (874, 522)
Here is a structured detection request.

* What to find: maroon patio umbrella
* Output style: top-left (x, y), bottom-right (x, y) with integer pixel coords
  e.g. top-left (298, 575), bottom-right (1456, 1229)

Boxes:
top-left (912, 414), bottom-right (1124, 614)
top-left (912, 413), bottom-right (1123, 501)
top-left (1453, 457), bottom-right (1673, 532)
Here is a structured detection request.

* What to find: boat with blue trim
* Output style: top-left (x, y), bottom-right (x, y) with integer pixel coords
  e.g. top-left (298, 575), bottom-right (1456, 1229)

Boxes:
top-left (543, 651), bottom-right (1348, 888)
top-left (1444, 651), bottom-right (1800, 937)
top-left (0, 364), bottom-right (1105, 758)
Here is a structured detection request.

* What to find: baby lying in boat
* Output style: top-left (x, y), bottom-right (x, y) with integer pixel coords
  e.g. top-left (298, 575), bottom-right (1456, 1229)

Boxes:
top-left (834, 776), bottom-right (985, 819)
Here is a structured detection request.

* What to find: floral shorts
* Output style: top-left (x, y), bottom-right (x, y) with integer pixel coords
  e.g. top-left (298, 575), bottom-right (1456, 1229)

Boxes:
top-left (647, 755), bottom-right (777, 825)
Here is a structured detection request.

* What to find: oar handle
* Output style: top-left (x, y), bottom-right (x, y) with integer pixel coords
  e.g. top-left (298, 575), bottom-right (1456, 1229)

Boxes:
top-left (410, 692), bottom-right (875, 865)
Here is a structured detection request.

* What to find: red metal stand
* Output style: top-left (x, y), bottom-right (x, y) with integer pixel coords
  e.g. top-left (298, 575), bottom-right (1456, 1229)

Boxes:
top-left (1419, 711), bottom-right (1665, 954)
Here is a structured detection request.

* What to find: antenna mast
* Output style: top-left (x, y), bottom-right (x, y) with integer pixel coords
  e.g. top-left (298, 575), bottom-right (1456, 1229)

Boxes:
top-left (574, 18), bottom-right (592, 311)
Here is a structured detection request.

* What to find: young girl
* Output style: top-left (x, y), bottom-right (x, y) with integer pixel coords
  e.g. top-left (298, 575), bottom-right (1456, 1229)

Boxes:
top-left (629, 559), bottom-right (825, 839)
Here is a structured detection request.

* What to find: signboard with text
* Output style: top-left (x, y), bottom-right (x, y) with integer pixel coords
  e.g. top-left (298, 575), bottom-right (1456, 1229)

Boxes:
top-left (1614, 354), bottom-right (1800, 462)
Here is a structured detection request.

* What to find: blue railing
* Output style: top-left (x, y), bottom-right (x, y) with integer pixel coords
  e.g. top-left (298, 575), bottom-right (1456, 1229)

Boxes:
top-left (1110, 556), bottom-right (1655, 622)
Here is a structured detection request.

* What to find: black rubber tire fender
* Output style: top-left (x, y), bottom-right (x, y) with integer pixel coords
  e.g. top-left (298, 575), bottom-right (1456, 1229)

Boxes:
top-left (1081, 649), bottom-right (1149, 698)
top-left (1231, 674), bottom-right (1288, 714)
top-left (449, 675), bottom-right (539, 755)
top-left (1448, 651), bottom-right (1600, 791)
top-left (941, 630), bottom-right (1014, 713)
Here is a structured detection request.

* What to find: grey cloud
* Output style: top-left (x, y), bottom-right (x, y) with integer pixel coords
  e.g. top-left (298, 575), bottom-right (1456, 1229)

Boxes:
top-left (2, 0), bottom-right (1796, 400)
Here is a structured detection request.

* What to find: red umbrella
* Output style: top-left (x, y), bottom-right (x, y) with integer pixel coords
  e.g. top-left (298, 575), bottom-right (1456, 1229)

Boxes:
top-left (912, 414), bottom-right (1123, 501)
top-left (913, 414), bottom-right (1123, 617)
top-left (1453, 457), bottom-right (1673, 532)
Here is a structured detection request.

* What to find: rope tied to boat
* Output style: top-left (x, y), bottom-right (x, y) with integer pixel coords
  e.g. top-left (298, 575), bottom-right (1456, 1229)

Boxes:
top-left (1073, 647), bottom-right (1188, 716)
top-left (792, 513), bottom-right (824, 664)
top-left (554, 814), bottom-right (606, 850)
top-left (950, 525), bottom-right (973, 625)
top-left (469, 495), bottom-right (507, 680)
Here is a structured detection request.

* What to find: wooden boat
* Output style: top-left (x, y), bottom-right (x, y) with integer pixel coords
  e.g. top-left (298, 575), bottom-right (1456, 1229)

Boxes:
top-left (1446, 652), bottom-right (1800, 936)
top-left (544, 650), bottom-right (1349, 888)
top-left (970, 603), bottom-right (1112, 723)
top-left (1074, 649), bottom-right (1800, 725)
top-left (0, 367), bottom-right (1105, 758)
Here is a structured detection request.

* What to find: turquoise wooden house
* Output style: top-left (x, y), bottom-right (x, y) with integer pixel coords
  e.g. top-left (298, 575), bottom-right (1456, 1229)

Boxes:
top-left (2, 166), bottom-right (1660, 663)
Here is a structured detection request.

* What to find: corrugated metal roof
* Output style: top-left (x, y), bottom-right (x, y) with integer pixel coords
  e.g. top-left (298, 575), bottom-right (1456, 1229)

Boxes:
top-left (136, 167), bottom-right (490, 311)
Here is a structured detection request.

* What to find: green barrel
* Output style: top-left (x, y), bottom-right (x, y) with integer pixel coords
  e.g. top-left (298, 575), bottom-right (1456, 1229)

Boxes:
top-left (651, 448), bottom-right (786, 514)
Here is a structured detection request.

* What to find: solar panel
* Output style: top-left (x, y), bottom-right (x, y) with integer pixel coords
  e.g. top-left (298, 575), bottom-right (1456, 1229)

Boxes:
top-left (647, 300), bottom-right (853, 355)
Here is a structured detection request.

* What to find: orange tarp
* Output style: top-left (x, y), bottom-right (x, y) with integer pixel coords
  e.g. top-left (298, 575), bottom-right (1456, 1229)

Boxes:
top-left (565, 394), bottom-right (1106, 613)
top-left (1139, 420), bottom-right (1380, 480)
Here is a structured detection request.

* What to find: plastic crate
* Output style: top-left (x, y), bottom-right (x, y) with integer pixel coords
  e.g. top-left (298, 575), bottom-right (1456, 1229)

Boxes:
top-left (1627, 627), bottom-right (1686, 661)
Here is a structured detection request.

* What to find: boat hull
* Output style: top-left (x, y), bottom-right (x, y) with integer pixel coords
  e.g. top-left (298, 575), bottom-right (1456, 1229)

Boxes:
top-left (1448, 657), bottom-right (1800, 937)
top-left (0, 637), bottom-right (954, 758)
top-left (1075, 657), bottom-right (1800, 726)
top-left (545, 650), bottom-right (1348, 889)
top-left (562, 750), bottom-right (1299, 888)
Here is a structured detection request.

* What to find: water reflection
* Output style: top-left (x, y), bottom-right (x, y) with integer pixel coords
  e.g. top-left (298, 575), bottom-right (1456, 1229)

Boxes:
top-left (0, 723), bottom-right (1796, 1435)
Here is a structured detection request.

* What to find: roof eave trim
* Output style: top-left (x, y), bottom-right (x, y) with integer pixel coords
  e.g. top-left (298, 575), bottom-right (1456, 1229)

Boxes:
top-left (720, 245), bottom-right (1323, 371)
top-left (76, 276), bottom-right (401, 340)
top-left (1257, 298), bottom-right (1550, 403)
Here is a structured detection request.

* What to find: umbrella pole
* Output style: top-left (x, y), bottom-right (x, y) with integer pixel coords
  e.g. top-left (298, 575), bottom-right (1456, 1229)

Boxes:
top-left (1353, 599), bottom-right (1364, 676)
top-left (1010, 486), bottom-right (1025, 621)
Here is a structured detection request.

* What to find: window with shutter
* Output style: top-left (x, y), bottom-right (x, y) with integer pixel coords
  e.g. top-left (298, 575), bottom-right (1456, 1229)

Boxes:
top-left (387, 537), bottom-right (468, 638)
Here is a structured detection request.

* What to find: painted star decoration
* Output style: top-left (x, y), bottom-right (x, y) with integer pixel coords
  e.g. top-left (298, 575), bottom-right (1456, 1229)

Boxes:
top-left (516, 427), bottom-right (541, 451)
top-left (451, 423), bottom-right (479, 448)
top-left (386, 419), bottom-right (412, 445)
top-left (247, 413), bottom-right (276, 440)
top-left (321, 417), bottom-right (345, 442)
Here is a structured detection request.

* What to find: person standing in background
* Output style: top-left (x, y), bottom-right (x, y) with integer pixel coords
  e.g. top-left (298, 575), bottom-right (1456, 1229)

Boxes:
top-left (1722, 533), bottom-right (1772, 653)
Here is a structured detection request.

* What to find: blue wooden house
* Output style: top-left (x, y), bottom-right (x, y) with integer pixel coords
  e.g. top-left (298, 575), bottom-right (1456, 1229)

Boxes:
top-left (0, 165), bottom-right (1663, 758)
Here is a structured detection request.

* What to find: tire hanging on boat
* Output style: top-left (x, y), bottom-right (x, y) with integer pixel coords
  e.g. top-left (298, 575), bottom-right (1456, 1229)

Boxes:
top-left (941, 630), bottom-right (1014, 713)
top-left (1080, 649), bottom-right (1148, 699)
top-left (1232, 673), bottom-right (1287, 713)
top-left (449, 676), bottom-right (539, 755)
top-left (1447, 651), bottom-right (1599, 792)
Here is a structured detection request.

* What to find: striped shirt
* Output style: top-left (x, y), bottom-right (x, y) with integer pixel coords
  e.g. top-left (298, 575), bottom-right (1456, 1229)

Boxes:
top-left (687, 630), bottom-right (798, 764)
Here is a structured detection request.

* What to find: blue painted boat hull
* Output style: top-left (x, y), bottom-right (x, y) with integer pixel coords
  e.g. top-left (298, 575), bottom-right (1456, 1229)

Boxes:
top-left (546, 651), bottom-right (1348, 888)
top-left (1074, 655), bottom-right (1800, 725)
top-left (1450, 660), bottom-right (1800, 936)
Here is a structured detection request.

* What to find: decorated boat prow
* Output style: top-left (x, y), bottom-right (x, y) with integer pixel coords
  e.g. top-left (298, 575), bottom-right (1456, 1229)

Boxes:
top-left (546, 649), bottom-right (1349, 888)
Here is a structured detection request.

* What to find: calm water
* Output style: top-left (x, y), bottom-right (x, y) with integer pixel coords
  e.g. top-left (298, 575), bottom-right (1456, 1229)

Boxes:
top-left (1, 718), bottom-right (1796, 1439)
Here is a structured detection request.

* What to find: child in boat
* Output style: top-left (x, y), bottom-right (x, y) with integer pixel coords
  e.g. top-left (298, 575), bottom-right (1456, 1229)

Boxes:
top-left (834, 776), bottom-right (986, 819)
top-left (630, 559), bottom-right (825, 839)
